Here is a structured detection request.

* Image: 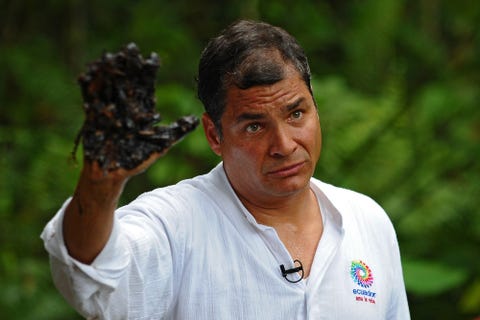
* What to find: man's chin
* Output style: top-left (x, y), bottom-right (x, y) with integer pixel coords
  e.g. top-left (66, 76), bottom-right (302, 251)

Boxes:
top-left (267, 178), bottom-right (310, 197)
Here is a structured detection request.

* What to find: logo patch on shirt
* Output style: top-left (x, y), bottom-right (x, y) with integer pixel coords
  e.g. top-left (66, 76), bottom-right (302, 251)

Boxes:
top-left (350, 260), bottom-right (373, 288)
top-left (350, 260), bottom-right (377, 304)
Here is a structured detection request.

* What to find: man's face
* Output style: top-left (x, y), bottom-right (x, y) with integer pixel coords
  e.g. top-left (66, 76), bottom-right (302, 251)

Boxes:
top-left (203, 65), bottom-right (322, 207)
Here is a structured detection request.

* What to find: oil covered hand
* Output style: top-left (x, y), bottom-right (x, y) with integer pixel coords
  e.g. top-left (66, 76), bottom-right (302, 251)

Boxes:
top-left (73, 43), bottom-right (199, 172)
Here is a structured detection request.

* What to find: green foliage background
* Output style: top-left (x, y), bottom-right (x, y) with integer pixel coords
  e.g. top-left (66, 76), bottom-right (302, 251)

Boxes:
top-left (1, 0), bottom-right (479, 318)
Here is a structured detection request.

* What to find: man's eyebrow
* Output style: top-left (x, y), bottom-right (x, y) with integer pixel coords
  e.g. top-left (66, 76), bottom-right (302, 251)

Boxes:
top-left (235, 112), bottom-right (266, 123)
top-left (235, 97), bottom-right (306, 123)
top-left (285, 97), bottom-right (305, 112)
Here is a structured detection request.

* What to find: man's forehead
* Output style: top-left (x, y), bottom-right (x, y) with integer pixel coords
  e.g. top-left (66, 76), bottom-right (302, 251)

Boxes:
top-left (225, 76), bottom-right (309, 120)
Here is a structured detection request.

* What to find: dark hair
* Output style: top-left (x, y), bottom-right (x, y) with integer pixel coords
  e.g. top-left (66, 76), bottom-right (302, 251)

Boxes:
top-left (197, 20), bottom-right (312, 136)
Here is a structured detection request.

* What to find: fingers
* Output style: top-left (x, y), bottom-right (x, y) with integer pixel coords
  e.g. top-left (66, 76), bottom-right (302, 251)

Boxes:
top-left (127, 150), bottom-right (165, 175)
top-left (82, 148), bottom-right (166, 183)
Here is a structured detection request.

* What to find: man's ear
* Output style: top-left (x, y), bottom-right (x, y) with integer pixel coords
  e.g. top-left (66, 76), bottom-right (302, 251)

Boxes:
top-left (202, 113), bottom-right (222, 156)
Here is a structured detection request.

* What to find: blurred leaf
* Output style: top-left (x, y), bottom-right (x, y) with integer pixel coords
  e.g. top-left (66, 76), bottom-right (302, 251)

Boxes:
top-left (460, 279), bottom-right (480, 314)
top-left (403, 260), bottom-right (468, 295)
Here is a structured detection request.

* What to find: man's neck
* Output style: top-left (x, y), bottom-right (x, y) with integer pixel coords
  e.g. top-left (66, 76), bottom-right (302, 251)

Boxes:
top-left (239, 186), bottom-right (318, 228)
top-left (240, 186), bottom-right (323, 278)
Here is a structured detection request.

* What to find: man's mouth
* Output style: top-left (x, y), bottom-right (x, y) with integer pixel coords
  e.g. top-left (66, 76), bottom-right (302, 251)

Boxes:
top-left (266, 161), bottom-right (306, 178)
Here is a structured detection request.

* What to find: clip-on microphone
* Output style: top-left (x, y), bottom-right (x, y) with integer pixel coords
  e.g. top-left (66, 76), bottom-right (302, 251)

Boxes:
top-left (280, 259), bottom-right (304, 283)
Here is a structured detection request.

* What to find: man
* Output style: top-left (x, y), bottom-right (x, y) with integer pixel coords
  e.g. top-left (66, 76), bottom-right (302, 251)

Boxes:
top-left (42, 20), bottom-right (410, 319)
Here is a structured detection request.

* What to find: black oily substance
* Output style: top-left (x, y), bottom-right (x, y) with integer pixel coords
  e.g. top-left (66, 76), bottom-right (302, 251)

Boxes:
top-left (73, 43), bottom-right (199, 171)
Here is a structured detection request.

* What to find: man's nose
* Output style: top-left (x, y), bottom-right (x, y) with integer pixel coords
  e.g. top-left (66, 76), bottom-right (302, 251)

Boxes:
top-left (268, 125), bottom-right (297, 158)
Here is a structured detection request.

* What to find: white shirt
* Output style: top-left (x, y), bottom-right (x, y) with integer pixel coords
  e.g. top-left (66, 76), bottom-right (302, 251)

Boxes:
top-left (41, 163), bottom-right (410, 319)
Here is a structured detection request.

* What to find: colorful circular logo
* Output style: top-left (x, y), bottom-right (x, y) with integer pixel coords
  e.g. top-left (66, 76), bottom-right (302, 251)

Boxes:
top-left (350, 260), bottom-right (374, 288)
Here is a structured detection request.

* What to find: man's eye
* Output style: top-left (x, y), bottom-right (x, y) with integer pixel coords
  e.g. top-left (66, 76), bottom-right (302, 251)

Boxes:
top-left (291, 110), bottom-right (303, 119)
top-left (246, 123), bottom-right (261, 133)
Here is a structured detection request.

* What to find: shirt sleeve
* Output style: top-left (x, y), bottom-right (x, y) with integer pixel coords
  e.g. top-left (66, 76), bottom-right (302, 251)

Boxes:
top-left (41, 195), bottom-right (179, 319)
top-left (366, 197), bottom-right (411, 319)
top-left (41, 198), bottom-right (131, 318)
top-left (386, 233), bottom-right (411, 319)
